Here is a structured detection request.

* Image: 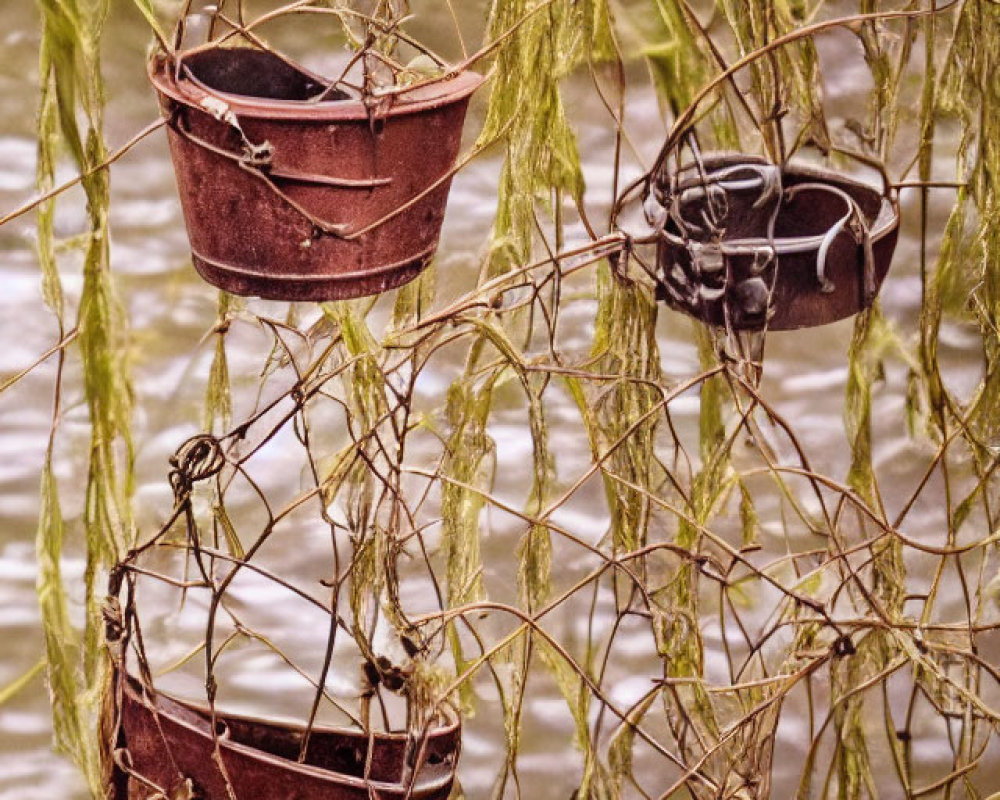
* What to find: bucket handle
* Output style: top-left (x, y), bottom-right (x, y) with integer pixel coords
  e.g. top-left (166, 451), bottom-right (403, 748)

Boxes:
top-left (782, 181), bottom-right (875, 300)
top-left (621, 160), bottom-right (885, 318)
top-left (612, 135), bottom-right (895, 239)
top-left (170, 107), bottom-right (388, 240)
top-left (169, 101), bottom-right (479, 242)
top-left (171, 104), bottom-right (394, 191)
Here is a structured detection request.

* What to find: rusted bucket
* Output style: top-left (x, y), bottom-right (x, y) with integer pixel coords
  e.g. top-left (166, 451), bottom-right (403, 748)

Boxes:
top-left (111, 672), bottom-right (460, 799)
top-left (649, 153), bottom-right (900, 330)
top-left (149, 48), bottom-right (483, 301)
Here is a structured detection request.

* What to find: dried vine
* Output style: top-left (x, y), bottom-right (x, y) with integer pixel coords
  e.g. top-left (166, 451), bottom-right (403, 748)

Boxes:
top-left (1, 1), bottom-right (998, 799)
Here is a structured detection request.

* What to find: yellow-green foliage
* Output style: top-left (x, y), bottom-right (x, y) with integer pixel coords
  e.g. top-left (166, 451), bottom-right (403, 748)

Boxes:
top-left (203, 292), bottom-right (236, 433)
top-left (720, 0), bottom-right (827, 155)
top-left (836, 308), bottom-right (904, 800)
top-left (478, 0), bottom-right (614, 276)
top-left (323, 301), bottom-right (398, 630)
top-left (937, 1), bottom-right (1000, 443)
top-left (440, 364), bottom-right (494, 711)
top-left (35, 0), bottom-right (133, 794)
top-left (37, 458), bottom-right (103, 793)
top-left (587, 267), bottom-right (662, 560)
top-left (643, 0), bottom-right (740, 146)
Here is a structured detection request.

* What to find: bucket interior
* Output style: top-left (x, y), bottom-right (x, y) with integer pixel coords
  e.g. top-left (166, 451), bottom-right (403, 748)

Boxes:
top-left (181, 48), bottom-right (348, 102)
top-left (775, 173), bottom-right (885, 239)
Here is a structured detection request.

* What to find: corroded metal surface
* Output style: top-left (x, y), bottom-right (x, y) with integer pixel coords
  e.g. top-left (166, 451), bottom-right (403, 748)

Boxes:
top-left (149, 48), bottom-right (483, 301)
top-left (650, 153), bottom-right (900, 330)
top-left (113, 672), bottom-right (460, 799)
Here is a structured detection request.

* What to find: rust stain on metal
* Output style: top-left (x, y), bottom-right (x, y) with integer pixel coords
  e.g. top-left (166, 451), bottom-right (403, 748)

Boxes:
top-left (149, 49), bottom-right (483, 302)
top-left (113, 672), bottom-right (460, 799)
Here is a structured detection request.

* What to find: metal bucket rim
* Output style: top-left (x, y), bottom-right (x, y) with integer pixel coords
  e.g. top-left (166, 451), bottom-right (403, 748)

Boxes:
top-left (149, 50), bottom-right (484, 122)
top-left (123, 671), bottom-right (461, 742)
top-left (657, 159), bottom-right (900, 253)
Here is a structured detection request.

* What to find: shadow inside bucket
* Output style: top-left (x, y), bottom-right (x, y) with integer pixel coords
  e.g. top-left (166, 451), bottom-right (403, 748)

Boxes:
top-left (181, 48), bottom-right (348, 102)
